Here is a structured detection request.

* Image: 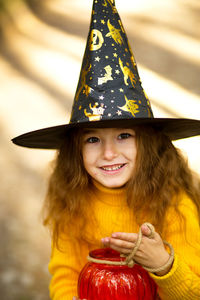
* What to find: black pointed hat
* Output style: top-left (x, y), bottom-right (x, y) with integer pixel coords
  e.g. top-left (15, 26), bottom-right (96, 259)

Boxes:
top-left (12, 0), bottom-right (200, 149)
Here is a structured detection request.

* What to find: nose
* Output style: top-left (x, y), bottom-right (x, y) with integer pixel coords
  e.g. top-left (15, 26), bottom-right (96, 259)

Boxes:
top-left (102, 140), bottom-right (118, 160)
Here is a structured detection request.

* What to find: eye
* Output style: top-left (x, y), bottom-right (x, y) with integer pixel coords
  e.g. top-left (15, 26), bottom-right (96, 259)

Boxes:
top-left (118, 133), bottom-right (132, 140)
top-left (86, 136), bottom-right (100, 143)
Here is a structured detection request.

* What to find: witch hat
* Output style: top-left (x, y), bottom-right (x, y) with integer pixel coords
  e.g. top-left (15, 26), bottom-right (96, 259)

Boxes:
top-left (12, 0), bottom-right (200, 149)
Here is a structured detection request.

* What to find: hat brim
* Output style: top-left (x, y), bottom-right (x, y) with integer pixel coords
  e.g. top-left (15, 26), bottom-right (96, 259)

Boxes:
top-left (12, 118), bottom-right (200, 149)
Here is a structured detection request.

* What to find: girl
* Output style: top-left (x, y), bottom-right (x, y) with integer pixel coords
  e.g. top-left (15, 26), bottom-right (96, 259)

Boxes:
top-left (43, 126), bottom-right (200, 300)
top-left (12, 0), bottom-right (200, 299)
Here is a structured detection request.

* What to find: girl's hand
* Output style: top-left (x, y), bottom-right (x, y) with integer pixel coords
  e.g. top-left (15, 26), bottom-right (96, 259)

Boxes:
top-left (101, 224), bottom-right (172, 276)
top-left (72, 297), bottom-right (87, 300)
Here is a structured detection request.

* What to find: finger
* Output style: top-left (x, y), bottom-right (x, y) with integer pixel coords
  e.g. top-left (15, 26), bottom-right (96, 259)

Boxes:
top-left (101, 237), bottom-right (134, 252)
top-left (111, 232), bottom-right (138, 243)
top-left (109, 244), bottom-right (131, 254)
top-left (101, 237), bottom-right (111, 245)
top-left (109, 237), bottom-right (135, 250)
top-left (141, 224), bottom-right (153, 237)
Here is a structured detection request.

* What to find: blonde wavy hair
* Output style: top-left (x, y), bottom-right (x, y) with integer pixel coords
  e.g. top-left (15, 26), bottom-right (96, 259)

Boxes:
top-left (43, 126), bottom-right (200, 246)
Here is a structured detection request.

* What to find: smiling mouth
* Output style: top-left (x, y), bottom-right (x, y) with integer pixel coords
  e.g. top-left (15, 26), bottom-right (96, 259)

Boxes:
top-left (100, 164), bottom-right (126, 171)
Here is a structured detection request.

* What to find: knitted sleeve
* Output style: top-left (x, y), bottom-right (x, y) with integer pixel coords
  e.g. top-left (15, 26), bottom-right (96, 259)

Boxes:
top-left (150, 194), bottom-right (200, 299)
top-left (48, 236), bottom-right (89, 300)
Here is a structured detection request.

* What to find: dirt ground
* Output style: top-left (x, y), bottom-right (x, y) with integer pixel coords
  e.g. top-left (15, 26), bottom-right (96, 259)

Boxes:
top-left (0, 0), bottom-right (200, 299)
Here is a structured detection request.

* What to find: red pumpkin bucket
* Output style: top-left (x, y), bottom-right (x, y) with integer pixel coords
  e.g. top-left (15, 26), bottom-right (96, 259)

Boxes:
top-left (78, 248), bottom-right (158, 300)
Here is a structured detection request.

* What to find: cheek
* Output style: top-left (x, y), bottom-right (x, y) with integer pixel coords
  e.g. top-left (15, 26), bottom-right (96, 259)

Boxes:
top-left (83, 159), bottom-right (98, 178)
top-left (126, 143), bottom-right (137, 161)
top-left (82, 146), bottom-right (96, 172)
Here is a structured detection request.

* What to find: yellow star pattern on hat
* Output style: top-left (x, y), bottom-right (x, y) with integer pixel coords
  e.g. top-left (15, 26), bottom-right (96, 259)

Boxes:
top-left (95, 56), bottom-right (101, 62)
top-left (117, 110), bottom-right (122, 116)
top-left (70, 0), bottom-right (153, 126)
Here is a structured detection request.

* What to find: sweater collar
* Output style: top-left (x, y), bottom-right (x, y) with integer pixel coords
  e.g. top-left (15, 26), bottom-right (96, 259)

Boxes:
top-left (91, 180), bottom-right (127, 206)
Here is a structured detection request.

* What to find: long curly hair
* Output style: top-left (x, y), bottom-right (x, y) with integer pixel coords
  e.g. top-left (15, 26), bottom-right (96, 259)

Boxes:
top-left (43, 126), bottom-right (200, 246)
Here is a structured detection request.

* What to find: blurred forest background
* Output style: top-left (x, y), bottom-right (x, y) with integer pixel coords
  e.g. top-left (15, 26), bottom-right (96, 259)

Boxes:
top-left (0, 0), bottom-right (200, 299)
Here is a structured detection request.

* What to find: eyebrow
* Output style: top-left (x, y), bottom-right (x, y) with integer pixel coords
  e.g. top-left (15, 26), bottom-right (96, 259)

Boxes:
top-left (82, 128), bottom-right (136, 137)
top-left (82, 129), bottom-right (98, 135)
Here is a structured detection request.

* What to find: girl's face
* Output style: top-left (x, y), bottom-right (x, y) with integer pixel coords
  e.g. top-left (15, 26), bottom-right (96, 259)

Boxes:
top-left (82, 128), bottom-right (137, 188)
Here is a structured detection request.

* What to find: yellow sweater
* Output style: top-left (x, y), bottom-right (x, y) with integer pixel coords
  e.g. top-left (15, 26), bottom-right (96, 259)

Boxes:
top-left (49, 182), bottom-right (200, 300)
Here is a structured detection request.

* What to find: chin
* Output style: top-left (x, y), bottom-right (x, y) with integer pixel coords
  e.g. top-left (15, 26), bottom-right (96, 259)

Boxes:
top-left (101, 180), bottom-right (126, 189)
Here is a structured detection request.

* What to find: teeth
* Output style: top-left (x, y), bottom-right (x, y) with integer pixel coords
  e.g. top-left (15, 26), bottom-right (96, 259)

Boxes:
top-left (102, 164), bottom-right (124, 171)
